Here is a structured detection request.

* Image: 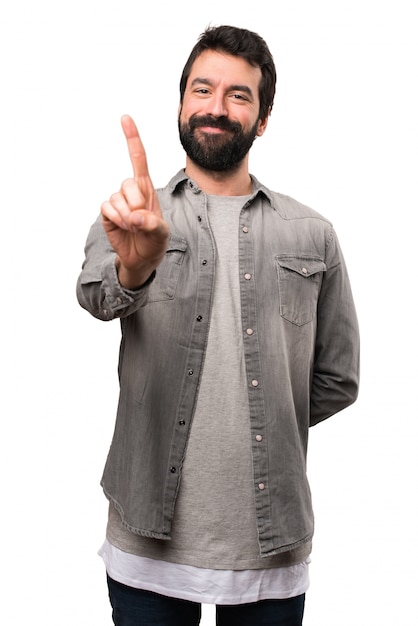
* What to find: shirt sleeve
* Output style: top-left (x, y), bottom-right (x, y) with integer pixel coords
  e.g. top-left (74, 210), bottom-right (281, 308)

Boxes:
top-left (310, 228), bottom-right (360, 426)
top-left (76, 215), bottom-right (155, 321)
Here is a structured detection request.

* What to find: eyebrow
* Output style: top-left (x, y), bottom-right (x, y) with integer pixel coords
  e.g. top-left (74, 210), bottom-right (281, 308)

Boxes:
top-left (190, 77), bottom-right (254, 99)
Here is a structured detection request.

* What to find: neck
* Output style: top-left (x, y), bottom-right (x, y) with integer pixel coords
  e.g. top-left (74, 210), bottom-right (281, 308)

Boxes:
top-left (184, 157), bottom-right (252, 196)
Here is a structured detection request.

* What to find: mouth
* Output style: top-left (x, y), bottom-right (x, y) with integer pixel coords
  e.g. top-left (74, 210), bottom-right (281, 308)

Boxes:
top-left (189, 115), bottom-right (241, 136)
top-left (196, 126), bottom-right (229, 135)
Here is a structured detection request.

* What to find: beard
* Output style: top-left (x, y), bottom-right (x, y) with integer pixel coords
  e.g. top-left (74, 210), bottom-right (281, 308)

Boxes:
top-left (178, 113), bottom-right (259, 172)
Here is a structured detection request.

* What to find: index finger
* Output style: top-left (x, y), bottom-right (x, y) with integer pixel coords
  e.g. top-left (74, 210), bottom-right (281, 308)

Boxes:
top-left (121, 114), bottom-right (150, 180)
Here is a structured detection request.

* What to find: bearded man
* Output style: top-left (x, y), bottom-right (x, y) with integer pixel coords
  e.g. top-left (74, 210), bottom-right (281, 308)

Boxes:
top-left (77, 24), bottom-right (360, 626)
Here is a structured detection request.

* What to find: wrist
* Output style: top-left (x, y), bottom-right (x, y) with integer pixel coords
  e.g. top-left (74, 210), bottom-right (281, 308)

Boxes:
top-left (115, 256), bottom-right (155, 290)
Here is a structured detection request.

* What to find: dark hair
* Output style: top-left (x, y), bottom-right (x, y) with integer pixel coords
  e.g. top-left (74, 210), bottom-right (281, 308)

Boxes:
top-left (179, 25), bottom-right (277, 121)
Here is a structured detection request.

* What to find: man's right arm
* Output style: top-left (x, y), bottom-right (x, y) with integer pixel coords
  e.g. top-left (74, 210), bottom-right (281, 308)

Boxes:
top-left (76, 115), bottom-right (169, 320)
top-left (76, 215), bottom-right (155, 321)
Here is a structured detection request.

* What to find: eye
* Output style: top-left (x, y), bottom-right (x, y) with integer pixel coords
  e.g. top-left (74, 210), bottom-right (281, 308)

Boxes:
top-left (230, 93), bottom-right (249, 102)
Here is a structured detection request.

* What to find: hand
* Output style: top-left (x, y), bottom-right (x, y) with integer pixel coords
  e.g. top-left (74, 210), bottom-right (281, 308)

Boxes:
top-left (101, 115), bottom-right (169, 289)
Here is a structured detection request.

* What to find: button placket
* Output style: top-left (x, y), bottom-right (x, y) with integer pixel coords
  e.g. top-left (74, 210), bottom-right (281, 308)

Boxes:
top-left (239, 207), bottom-right (269, 521)
top-left (163, 191), bottom-right (215, 518)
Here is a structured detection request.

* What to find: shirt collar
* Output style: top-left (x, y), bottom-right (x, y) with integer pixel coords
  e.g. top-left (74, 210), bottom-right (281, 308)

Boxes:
top-left (166, 169), bottom-right (276, 209)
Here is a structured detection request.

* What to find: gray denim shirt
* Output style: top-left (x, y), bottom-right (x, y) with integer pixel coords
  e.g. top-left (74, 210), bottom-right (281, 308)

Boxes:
top-left (77, 170), bottom-right (360, 558)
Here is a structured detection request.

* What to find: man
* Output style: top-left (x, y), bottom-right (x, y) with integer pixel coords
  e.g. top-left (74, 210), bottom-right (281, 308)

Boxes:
top-left (77, 25), bottom-right (360, 626)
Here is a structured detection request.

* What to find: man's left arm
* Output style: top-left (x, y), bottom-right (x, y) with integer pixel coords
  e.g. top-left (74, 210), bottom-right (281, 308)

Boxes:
top-left (310, 229), bottom-right (360, 426)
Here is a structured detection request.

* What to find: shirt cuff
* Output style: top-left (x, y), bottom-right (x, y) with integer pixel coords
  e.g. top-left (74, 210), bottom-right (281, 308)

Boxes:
top-left (100, 256), bottom-right (156, 317)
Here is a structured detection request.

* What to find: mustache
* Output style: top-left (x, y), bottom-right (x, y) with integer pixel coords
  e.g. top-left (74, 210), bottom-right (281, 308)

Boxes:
top-left (188, 115), bottom-right (242, 134)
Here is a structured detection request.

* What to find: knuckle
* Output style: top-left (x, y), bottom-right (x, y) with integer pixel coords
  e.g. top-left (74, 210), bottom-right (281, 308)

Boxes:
top-left (121, 178), bottom-right (136, 191)
top-left (110, 191), bottom-right (122, 205)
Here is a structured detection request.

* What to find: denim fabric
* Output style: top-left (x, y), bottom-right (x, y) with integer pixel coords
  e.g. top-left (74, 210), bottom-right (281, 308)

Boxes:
top-left (107, 576), bottom-right (201, 625)
top-left (107, 575), bottom-right (305, 625)
top-left (77, 170), bottom-right (360, 558)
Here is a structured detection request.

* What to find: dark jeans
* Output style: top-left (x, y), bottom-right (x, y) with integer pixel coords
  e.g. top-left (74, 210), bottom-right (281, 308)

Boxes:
top-left (107, 575), bottom-right (305, 626)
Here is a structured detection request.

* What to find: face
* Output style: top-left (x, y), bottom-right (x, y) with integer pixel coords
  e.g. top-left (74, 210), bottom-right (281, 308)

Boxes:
top-left (178, 50), bottom-right (268, 172)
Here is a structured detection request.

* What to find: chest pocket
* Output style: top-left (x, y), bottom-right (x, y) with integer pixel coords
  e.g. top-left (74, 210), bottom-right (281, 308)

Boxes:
top-left (147, 237), bottom-right (188, 303)
top-left (276, 255), bottom-right (326, 326)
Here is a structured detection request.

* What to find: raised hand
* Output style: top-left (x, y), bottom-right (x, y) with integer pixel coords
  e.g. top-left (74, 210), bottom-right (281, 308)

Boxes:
top-left (101, 115), bottom-right (169, 289)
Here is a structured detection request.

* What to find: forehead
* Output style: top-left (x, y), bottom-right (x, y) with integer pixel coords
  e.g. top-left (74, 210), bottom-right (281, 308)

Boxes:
top-left (186, 49), bottom-right (262, 94)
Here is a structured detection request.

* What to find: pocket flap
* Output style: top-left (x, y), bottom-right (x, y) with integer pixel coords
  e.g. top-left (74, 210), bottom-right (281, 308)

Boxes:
top-left (166, 236), bottom-right (188, 254)
top-left (276, 256), bottom-right (326, 277)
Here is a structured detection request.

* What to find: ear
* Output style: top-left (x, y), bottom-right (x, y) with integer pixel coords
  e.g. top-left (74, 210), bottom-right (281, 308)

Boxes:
top-left (256, 115), bottom-right (269, 137)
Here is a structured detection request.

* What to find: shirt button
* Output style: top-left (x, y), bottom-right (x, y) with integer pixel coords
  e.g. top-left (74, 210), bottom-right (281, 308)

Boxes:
top-left (188, 370), bottom-right (194, 376)
top-left (246, 328), bottom-right (254, 336)
top-left (202, 259), bottom-right (207, 265)
top-left (179, 420), bottom-right (186, 426)
top-left (170, 467), bottom-right (177, 473)
top-left (301, 267), bottom-right (308, 275)
top-left (251, 379), bottom-right (259, 387)
top-left (255, 434), bottom-right (263, 442)
top-left (258, 483), bottom-right (266, 491)
top-left (242, 226), bottom-right (249, 233)
top-left (196, 315), bottom-right (203, 322)
top-left (244, 273), bottom-right (252, 280)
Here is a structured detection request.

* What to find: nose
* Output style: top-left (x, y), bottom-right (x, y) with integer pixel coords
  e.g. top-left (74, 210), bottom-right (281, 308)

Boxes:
top-left (205, 91), bottom-right (228, 118)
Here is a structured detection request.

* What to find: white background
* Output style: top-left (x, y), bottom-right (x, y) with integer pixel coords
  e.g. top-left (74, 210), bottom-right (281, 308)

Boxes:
top-left (1, 1), bottom-right (417, 624)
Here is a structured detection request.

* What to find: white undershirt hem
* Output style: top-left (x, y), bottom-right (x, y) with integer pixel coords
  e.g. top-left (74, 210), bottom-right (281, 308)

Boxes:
top-left (99, 540), bottom-right (310, 605)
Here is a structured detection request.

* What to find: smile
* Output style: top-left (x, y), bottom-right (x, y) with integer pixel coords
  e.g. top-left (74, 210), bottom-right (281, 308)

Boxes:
top-left (196, 126), bottom-right (231, 135)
